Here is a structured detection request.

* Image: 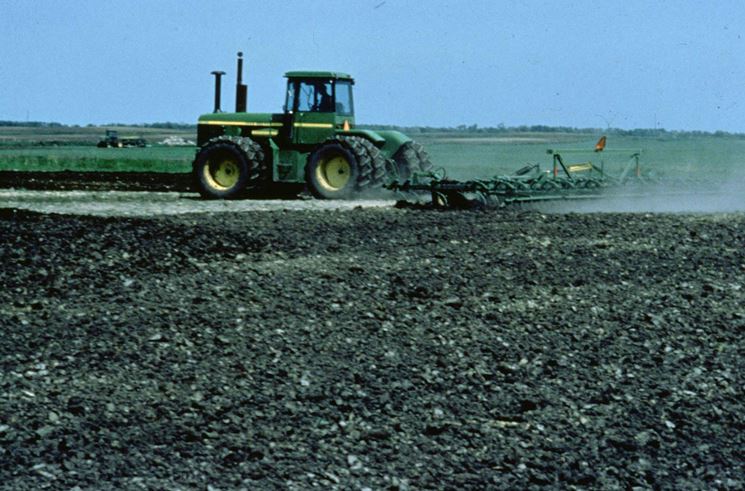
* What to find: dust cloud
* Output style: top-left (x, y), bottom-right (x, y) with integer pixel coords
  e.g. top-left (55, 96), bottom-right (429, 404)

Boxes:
top-left (533, 166), bottom-right (745, 214)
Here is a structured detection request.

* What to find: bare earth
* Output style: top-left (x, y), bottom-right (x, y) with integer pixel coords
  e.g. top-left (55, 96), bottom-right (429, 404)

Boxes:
top-left (1, 204), bottom-right (743, 489)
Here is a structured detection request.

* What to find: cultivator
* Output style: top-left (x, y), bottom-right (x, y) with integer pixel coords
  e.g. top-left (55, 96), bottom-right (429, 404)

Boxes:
top-left (386, 142), bottom-right (696, 209)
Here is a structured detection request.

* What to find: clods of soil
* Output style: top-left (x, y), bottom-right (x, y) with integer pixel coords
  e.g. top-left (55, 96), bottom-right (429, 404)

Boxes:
top-left (1, 207), bottom-right (743, 489)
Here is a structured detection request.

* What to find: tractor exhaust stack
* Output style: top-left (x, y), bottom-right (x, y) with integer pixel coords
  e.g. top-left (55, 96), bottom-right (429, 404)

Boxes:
top-left (235, 52), bottom-right (247, 112)
top-left (211, 70), bottom-right (226, 113)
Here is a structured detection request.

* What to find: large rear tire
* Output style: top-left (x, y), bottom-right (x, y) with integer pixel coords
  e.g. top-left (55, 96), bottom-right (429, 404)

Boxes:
top-left (306, 136), bottom-right (386, 199)
top-left (192, 136), bottom-right (265, 199)
top-left (392, 140), bottom-right (433, 181)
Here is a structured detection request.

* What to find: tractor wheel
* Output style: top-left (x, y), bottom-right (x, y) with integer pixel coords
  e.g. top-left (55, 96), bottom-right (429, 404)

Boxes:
top-left (192, 136), bottom-right (265, 199)
top-left (392, 140), bottom-right (433, 181)
top-left (306, 136), bottom-right (385, 199)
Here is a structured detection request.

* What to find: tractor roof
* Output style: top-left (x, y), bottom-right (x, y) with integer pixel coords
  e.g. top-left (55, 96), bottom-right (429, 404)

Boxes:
top-left (284, 71), bottom-right (354, 81)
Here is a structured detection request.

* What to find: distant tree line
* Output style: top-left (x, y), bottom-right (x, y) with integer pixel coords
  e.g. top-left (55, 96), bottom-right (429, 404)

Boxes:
top-left (86, 122), bottom-right (197, 129)
top-left (359, 124), bottom-right (745, 138)
top-left (0, 121), bottom-right (66, 127)
top-left (0, 120), bottom-right (742, 138)
top-left (0, 121), bottom-right (196, 129)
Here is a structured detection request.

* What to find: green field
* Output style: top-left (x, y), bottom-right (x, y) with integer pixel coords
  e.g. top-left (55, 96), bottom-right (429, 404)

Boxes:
top-left (418, 134), bottom-right (745, 180)
top-left (0, 124), bottom-right (194, 146)
top-left (0, 125), bottom-right (195, 174)
top-left (0, 146), bottom-right (194, 174)
top-left (1, 125), bottom-right (743, 181)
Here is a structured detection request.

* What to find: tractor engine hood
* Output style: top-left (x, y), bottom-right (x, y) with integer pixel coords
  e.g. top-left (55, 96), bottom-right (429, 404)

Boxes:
top-left (198, 112), bottom-right (283, 127)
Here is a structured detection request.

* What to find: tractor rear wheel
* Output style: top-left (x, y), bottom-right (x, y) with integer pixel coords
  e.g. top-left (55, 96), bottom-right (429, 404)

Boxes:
top-left (192, 136), bottom-right (265, 199)
top-left (306, 136), bottom-right (385, 199)
top-left (392, 140), bottom-right (433, 181)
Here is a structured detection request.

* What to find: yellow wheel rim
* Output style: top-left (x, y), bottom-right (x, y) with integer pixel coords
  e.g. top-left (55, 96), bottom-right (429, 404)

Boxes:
top-left (316, 154), bottom-right (351, 191)
top-left (204, 158), bottom-right (240, 190)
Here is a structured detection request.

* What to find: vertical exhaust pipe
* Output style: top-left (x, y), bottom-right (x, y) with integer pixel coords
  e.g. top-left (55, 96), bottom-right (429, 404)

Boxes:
top-left (211, 70), bottom-right (226, 113)
top-left (235, 51), bottom-right (247, 112)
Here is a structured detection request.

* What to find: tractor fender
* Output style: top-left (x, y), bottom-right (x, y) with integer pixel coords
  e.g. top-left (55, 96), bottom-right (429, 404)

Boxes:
top-left (373, 130), bottom-right (412, 160)
top-left (338, 129), bottom-right (412, 159)
top-left (339, 129), bottom-right (387, 146)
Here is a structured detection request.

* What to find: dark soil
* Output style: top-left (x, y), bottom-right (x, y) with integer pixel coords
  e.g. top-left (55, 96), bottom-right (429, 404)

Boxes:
top-left (1, 207), bottom-right (743, 489)
top-left (0, 171), bottom-right (192, 192)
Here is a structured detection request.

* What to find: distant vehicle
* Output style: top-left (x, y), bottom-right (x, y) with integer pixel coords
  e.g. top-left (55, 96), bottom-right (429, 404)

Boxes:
top-left (97, 130), bottom-right (147, 148)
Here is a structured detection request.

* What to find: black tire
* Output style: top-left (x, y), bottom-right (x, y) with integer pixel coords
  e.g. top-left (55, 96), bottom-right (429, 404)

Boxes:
top-left (306, 136), bottom-right (386, 199)
top-left (392, 140), bottom-right (433, 181)
top-left (192, 136), bottom-right (265, 199)
top-left (355, 136), bottom-right (387, 186)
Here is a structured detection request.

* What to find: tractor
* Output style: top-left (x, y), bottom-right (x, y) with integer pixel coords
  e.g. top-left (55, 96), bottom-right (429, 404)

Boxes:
top-left (193, 52), bottom-right (431, 199)
top-left (97, 129), bottom-right (147, 148)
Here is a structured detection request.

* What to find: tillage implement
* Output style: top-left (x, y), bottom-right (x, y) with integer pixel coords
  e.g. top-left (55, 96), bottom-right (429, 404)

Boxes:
top-left (386, 138), bottom-right (668, 208)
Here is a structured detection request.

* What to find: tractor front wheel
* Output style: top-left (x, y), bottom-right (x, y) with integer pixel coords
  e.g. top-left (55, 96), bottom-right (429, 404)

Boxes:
top-left (192, 137), bottom-right (264, 199)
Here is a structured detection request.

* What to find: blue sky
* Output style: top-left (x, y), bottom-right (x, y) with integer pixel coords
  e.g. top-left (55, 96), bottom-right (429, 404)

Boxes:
top-left (1, 0), bottom-right (743, 131)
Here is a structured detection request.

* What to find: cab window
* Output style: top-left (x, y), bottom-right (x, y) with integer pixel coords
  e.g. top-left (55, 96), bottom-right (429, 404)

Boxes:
top-left (297, 80), bottom-right (333, 113)
top-left (284, 81), bottom-right (296, 112)
top-left (335, 80), bottom-right (354, 116)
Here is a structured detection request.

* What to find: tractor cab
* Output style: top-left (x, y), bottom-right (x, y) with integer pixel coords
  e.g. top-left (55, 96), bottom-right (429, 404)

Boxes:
top-left (283, 72), bottom-right (355, 145)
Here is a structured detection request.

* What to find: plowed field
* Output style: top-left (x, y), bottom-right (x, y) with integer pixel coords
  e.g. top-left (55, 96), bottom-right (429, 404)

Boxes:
top-left (1, 207), bottom-right (743, 489)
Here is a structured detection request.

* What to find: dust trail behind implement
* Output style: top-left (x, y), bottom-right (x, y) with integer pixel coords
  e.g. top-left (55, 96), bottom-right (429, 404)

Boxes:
top-left (3, 178), bottom-right (744, 216)
top-left (536, 174), bottom-right (745, 213)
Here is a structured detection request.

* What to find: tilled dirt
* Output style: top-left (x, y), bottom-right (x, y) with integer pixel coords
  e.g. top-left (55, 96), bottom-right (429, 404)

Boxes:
top-left (1, 207), bottom-right (743, 489)
top-left (0, 171), bottom-right (192, 193)
top-left (0, 190), bottom-right (395, 217)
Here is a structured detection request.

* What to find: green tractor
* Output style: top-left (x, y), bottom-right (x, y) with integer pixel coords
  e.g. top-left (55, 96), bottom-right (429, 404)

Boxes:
top-left (193, 52), bottom-right (431, 199)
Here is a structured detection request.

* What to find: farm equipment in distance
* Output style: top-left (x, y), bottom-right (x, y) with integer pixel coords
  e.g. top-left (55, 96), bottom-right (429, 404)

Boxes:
top-left (97, 130), bottom-right (147, 148)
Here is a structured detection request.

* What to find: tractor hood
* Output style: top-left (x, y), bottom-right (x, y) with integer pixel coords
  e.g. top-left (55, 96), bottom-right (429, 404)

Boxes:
top-left (198, 112), bottom-right (284, 127)
top-left (196, 112), bottom-right (285, 146)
